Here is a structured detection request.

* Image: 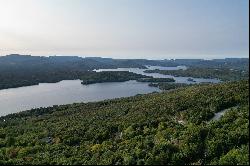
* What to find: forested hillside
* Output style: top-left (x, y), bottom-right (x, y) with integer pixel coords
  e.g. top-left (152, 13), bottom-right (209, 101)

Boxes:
top-left (0, 80), bottom-right (248, 165)
top-left (145, 67), bottom-right (249, 81)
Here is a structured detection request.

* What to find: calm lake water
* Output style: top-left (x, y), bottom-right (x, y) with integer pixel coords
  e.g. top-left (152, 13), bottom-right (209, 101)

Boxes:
top-left (0, 80), bottom-right (160, 116)
top-left (0, 66), bottom-right (220, 117)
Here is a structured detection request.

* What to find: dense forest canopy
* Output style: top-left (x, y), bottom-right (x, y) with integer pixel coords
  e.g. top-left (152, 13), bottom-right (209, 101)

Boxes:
top-left (0, 80), bottom-right (248, 165)
top-left (149, 82), bottom-right (192, 90)
top-left (80, 71), bottom-right (151, 85)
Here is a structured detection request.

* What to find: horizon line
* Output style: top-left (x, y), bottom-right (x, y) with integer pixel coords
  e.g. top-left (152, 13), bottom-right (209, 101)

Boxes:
top-left (0, 53), bottom-right (249, 61)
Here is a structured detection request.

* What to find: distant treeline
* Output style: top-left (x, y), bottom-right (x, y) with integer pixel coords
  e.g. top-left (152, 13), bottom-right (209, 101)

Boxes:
top-left (145, 67), bottom-right (249, 81)
top-left (149, 82), bottom-right (191, 90)
top-left (0, 54), bottom-right (249, 90)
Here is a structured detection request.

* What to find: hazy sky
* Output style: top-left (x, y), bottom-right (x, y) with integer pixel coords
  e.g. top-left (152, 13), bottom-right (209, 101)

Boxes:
top-left (0, 0), bottom-right (249, 59)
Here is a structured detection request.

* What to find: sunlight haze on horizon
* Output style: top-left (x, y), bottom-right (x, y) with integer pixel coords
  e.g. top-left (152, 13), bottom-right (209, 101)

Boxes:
top-left (0, 0), bottom-right (249, 59)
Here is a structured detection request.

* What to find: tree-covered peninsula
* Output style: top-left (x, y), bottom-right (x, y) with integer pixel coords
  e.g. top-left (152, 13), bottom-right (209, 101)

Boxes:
top-left (80, 71), bottom-right (150, 85)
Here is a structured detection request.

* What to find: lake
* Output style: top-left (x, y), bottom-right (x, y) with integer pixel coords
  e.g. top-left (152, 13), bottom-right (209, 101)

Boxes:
top-left (0, 80), bottom-right (160, 116)
top-left (0, 66), bottom-right (220, 117)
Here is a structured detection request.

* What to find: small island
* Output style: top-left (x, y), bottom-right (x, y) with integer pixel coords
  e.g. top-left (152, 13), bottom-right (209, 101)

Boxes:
top-left (187, 78), bottom-right (196, 82)
top-left (136, 77), bottom-right (175, 83)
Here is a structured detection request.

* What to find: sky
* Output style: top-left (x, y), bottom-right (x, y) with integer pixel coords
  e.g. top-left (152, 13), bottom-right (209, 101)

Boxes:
top-left (0, 0), bottom-right (249, 59)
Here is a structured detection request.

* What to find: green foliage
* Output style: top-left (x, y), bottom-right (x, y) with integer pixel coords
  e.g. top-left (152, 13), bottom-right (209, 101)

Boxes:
top-left (217, 145), bottom-right (249, 165)
top-left (81, 71), bottom-right (149, 85)
top-left (149, 82), bottom-right (191, 90)
top-left (0, 80), bottom-right (248, 165)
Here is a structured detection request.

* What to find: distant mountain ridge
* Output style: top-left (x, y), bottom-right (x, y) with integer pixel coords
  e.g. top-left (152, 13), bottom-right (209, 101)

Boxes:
top-left (0, 54), bottom-right (249, 70)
